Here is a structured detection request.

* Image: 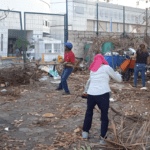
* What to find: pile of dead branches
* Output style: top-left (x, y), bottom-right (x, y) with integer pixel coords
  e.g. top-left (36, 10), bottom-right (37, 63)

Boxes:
top-left (98, 118), bottom-right (150, 150)
top-left (0, 62), bottom-right (44, 87)
top-left (82, 33), bottom-right (149, 69)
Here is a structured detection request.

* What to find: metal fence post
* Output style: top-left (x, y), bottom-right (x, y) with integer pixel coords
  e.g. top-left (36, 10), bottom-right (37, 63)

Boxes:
top-left (20, 12), bottom-right (24, 64)
top-left (20, 12), bottom-right (23, 31)
top-left (110, 47), bottom-right (114, 70)
top-left (123, 6), bottom-right (125, 37)
top-left (66, 0), bottom-right (68, 42)
top-left (64, 14), bottom-right (67, 43)
top-left (20, 12), bottom-right (24, 63)
top-left (24, 12), bottom-right (26, 63)
top-left (97, 3), bottom-right (98, 37)
top-left (146, 8), bottom-right (148, 37)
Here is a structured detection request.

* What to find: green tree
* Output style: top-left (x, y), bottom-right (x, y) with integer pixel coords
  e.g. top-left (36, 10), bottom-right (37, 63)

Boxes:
top-left (14, 37), bottom-right (30, 49)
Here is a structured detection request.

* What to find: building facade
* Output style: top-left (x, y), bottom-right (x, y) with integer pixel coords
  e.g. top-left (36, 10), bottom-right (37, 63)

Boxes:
top-left (0, 0), bottom-right (64, 60)
top-left (50, 0), bottom-right (150, 33)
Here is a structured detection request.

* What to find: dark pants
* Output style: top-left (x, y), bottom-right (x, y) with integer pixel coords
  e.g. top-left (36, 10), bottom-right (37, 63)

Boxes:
top-left (83, 92), bottom-right (110, 138)
top-left (59, 67), bottom-right (73, 92)
top-left (134, 63), bottom-right (146, 87)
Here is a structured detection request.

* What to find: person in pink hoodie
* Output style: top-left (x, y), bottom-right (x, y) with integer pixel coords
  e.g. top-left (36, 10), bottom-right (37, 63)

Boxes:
top-left (82, 54), bottom-right (122, 144)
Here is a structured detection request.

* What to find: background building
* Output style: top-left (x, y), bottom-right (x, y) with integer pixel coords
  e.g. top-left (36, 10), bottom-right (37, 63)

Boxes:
top-left (50, 0), bottom-right (150, 33)
top-left (0, 0), bottom-right (64, 61)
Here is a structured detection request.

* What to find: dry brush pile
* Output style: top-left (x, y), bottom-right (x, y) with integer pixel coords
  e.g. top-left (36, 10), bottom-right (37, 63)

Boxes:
top-left (0, 62), bottom-right (44, 87)
top-left (82, 33), bottom-right (150, 70)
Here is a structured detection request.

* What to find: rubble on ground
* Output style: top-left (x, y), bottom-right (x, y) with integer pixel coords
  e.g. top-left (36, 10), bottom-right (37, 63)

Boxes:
top-left (0, 35), bottom-right (150, 149)
top-left (0, 62), bottom-right (46, 87)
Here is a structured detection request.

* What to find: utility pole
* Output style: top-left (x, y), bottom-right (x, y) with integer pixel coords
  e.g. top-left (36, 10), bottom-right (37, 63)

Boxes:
top-left (66, 0), bottom-right (68, 42)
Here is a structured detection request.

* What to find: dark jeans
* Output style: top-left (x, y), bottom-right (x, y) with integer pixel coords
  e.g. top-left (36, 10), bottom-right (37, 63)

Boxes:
top-left (59, 67), bottom-right (73, 92)
top-left (83, 92), bottom-right (110, 138)
top-left (134, 63), bottom-right (146, 87)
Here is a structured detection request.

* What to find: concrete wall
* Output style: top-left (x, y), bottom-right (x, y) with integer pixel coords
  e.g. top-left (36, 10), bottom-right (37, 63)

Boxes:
top-left (68, 30), bottom-right (147, 58)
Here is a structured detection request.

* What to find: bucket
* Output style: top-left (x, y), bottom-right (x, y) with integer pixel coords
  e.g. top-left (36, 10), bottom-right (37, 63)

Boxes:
top-left (129, 60), bottom-right (136, 69)
top-left (120, 59), bottom-right (135, 71)
top-left (104, 56), bottom-right (118, 69)
top-left (120, 59), bottom-right (130, 72)
top-left (58, 55), bottom-right (63, 63)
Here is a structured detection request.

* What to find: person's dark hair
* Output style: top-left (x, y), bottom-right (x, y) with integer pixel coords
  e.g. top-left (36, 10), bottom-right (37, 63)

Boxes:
top-left (139, 44), bottom-right (146, 54)
top-left (67, 47), bottom-right (72, 51)
top-left (140, 44), bottom-right (145, 49)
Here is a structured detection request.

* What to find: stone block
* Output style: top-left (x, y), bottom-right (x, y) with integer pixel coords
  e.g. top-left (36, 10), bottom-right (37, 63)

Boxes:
top-left (78, 34), bottom-right (85, 38)
top-left (72, 31), bottom-right (79, 35)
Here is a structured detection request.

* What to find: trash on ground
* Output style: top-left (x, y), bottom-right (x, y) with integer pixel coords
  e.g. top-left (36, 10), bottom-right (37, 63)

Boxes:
top-left (0, 84), bottom-right (5, 87)
top-left (74, 128), bottom-right (81, 133)
top-left (109, 98), bottom-right (115, 102)
top-left (40, 66), bottom-right (49, 73)
top-left (51, 81), bottom-right (61, 84)
top-left (1, 89), bottom-right (7, 92)
top-left (39, 76), bottom-right (48, 81)
top-left (43, 113), bottom-right (54, 118)
top-left (4, 127), bottom-right (9, 131)
top-left (53, 76), bottom-right (61, 80)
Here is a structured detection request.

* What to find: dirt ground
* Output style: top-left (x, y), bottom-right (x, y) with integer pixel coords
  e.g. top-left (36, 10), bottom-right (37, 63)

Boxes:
top-left (0, 72), bottom-right (150, 150)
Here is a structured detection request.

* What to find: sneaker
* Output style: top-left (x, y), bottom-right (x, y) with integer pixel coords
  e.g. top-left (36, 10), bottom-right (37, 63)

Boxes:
top-left (56, 87), bottom-right (63, 90)
top-left (62, 92), bottom-right (70, 95)
top-left (100, 139), bottom-right (106, 144)
top-left (140, 87), bottom-right (147, 90)
top-left (82, 132), bottom-right (88, 139)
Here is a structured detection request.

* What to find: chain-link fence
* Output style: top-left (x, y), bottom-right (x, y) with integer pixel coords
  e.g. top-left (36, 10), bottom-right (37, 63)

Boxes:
top-left (0, 9), bottom-right (23, 66)
top-left (0, 9), bottom-right (66, 65)
top-left (24, 12), bottom-right (65, 62)
top-left (67, 0), bottom-right (150, 36)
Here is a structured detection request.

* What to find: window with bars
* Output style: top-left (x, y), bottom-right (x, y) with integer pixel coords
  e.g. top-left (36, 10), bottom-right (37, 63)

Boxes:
top-left (54, 44), bottom-right (61, 53)
top-left (45, 44), bottom-right (52, 53)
